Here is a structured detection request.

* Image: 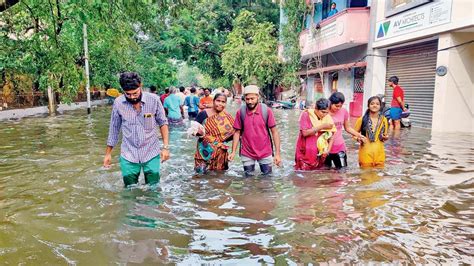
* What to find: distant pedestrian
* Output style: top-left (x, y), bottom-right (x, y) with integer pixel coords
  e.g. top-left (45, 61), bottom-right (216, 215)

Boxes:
top-left (163, 87), bottom-right (184, 126)
top-left (354, 96), bottom-right (389, 168)
top-left (388, 76), bottom-right (406, 130)
top-left (328, 2), bottom-right (338, 17)
top-left (228, 85), bottom-right (281, 176)
top-left (176, 86), bottom-right (186, 105)
top-left (199, 88), bottom-right (213, 111)
top-left (103, 72), bottom-right (170, 187)
top-left (295, 98), bottom-right (336, 171)
top-left (184, 87), bottom-right (200, 120)
top-left (325, 92), bottom-right (365, 169)
top-left (160, 88), bottom-right (170, 104)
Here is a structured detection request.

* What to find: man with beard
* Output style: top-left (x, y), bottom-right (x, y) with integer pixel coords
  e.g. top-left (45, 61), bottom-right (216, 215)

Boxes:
top-left (103, 72), bottom-right (170, 187)
top-left (228, 85), bottom-right (281, 176)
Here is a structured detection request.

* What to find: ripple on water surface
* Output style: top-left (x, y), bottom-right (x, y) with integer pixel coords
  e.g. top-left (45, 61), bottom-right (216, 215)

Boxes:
top-left (0, 105), bottom-right (473, 264)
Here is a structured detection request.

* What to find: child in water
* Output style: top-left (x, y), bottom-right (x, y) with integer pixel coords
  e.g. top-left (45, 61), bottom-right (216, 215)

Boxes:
top-left (354, 96), bottom-right (389, 168)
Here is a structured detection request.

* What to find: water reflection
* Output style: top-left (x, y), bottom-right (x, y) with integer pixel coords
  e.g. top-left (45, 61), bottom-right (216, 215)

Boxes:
top-left (0, 106), bottom-right (473, 264)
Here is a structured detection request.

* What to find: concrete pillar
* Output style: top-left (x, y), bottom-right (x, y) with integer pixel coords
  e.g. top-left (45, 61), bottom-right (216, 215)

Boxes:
top-left (363, 48), bottom-right (387, 110)
top-left (432, 32), bottom-right (474, 133)
top-left (306, 76), bottom-right (315, 104)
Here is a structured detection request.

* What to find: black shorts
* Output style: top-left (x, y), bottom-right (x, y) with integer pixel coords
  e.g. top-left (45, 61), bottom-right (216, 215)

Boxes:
top-left (325, 151), bottom-right (348, 169)
top-left (188, 111), bottom-right (198, 119)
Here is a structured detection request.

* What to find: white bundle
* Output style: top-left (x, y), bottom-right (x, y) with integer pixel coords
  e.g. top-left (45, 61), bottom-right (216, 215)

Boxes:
top-left (186, 121), bottom-right (205, 138)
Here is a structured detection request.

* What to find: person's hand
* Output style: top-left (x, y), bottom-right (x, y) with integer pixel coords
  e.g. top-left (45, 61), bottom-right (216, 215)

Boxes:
top-left (321, 123), bottom-right (333, 130)
top-left (274, 154), bottom-right (282, 167)
top-left (161, 149), bottom-right (170, 162)
top-left (228, 152), bottom-right (235, 161)
top-left (356, 135), bottom-right (367, 144)
top-left (196, 127), bottom-right (204, 136)
top-left (381, 134), bottom-right (389, 141)
top-left (103, 154), bottom-right (112, 168)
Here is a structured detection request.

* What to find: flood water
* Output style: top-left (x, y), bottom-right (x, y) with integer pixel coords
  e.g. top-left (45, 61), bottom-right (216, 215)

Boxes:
top-left (0, 104), bottom-right (473, 264)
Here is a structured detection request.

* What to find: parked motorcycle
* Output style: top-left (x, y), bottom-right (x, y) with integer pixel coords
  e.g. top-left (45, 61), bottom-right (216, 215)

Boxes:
top-left (378, 94), bottom-right (411, 128)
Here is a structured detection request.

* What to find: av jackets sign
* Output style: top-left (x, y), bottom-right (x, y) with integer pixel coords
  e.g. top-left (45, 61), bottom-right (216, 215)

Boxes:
top-left (375, 0), bottom-right (452, 41)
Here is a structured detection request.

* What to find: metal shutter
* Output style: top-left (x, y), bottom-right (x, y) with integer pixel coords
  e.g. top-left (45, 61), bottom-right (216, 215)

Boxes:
top-left (385, 40), bottom-right (438, 128)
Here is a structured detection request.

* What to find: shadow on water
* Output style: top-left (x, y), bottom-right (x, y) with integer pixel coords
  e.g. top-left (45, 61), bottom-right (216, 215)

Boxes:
top-left (0, 104), bottom-right (473, 264)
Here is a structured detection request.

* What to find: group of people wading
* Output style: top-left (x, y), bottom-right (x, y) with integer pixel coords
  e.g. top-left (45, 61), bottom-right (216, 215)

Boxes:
top-left (104, 72), bottom-right (390, 187)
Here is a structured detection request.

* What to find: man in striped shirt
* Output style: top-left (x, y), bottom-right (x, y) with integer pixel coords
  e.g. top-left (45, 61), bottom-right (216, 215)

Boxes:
top-left (103, 72), bottom-right (170, 187)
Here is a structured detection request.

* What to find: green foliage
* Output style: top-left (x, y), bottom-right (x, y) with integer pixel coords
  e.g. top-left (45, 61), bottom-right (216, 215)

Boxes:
top-left (280, 0), bottom-right (307, 87)
top-left (222, 10), bottom-right (279, 87)
top-left (176, 63), bottom-right (201, 87)
top-left (163, 0), bottom-right (279, 79)
top-left (0, 0), bottom-right (280, 101)
top-left (0, 0), bottom-right (180, 100)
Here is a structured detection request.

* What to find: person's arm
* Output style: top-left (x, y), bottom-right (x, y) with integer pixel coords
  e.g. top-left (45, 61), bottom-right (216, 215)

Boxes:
top-left (160, 125), bottom-right (170, 162)
top-left (301, 124), bottom-right (333, 137)
top-left (327, 135), bottom-right (335, 155)
top-left (270, 126), bottom-right (281, 166)
top-left (180, 105), bottom-right (184, 118)
top-left (228, 129), bottom-right (240, 161)
top-left (381, 117), bottom-right (389, 141)
top-left (353, 117), bottom-right (367, 144)
top-left (228, 110), bottom-right (242, 161)
top-left (344, 117), bottom-right (364, 139)
top-left (155, 99), bottom-right (170, 162)
top-left (104, 102), bottom-right (121, 167)
top-left (396, 96), bottom-right (406, 111)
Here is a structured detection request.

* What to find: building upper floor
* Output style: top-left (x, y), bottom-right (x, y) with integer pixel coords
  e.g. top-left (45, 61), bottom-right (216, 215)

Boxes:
top-left (299, 0), bottom-right (371, 59)
top-left (372, 0), bottom-right (474, 48)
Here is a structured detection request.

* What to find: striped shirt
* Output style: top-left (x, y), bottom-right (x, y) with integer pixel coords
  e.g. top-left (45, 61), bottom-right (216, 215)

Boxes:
top-left (107, 92), bottom-right (168, 163)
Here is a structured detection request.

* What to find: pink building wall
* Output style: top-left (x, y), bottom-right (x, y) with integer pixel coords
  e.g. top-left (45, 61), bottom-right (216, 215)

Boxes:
top-left (299, 8), bottom-right (370, 57)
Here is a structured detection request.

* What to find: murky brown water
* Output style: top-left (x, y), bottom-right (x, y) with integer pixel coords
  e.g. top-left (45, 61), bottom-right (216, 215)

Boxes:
top-left (1, 104), bottom-right (473, 264)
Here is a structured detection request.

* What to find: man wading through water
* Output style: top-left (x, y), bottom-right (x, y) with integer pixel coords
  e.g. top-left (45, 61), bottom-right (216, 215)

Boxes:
top-left (103, 72), bottom-right (170, 187)
top-left (228, 85), bottom-right (282, 176)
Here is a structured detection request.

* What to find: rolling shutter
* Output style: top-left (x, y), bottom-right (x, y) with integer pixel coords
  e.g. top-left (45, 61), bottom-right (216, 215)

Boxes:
top-left (385, 40), bottom-right (438, 128)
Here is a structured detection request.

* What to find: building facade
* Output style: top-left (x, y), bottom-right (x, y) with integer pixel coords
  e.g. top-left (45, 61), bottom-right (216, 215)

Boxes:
top-left (365, 0), bottom-right (474, 132)
top-left (298, 0), bottom-right (371, 117)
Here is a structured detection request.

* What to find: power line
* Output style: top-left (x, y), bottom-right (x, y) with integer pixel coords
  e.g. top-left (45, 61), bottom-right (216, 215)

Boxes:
top-left (301, 40), bottom-right (474, 69)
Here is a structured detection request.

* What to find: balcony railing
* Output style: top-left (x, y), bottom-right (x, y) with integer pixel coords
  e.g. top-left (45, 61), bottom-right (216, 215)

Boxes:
top-left (299, 7), bottom-right (370, 59)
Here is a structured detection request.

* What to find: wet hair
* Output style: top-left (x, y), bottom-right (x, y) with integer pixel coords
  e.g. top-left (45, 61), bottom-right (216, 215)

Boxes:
top-left (190, 87), bottom-right (196, 93)
top-left (315, 98), bottom-right (330, 110)
top-left (179, 86), bottom-right (185, 92)
top-left (361, 96), bottom-right (382, 137)
top-left (213, 93), bottom-right (227, 103)
top-left (388, 76), bottom-right (399, 85)
top-left (119, 72), bottom-right (141, 91)
top-left (164, 88), bottom-right (170, 94)
top-left (150, 85), bottom-right (157, 93)
top-left (203, 88), bottom-right (211, 92)
top-left (329, 92), bottom-right (345, 105)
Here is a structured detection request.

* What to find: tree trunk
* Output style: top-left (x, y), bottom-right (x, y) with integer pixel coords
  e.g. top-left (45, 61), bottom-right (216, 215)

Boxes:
top-left (47, 86), bottom-right (56, 115)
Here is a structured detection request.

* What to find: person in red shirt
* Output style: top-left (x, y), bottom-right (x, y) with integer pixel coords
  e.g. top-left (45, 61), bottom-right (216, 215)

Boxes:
top-left (388, 76), bottom-right (407, 130)
top-left (228, 85), bottom-right (281, 176)
top-left (160, 88), bottom-right (170, 104)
